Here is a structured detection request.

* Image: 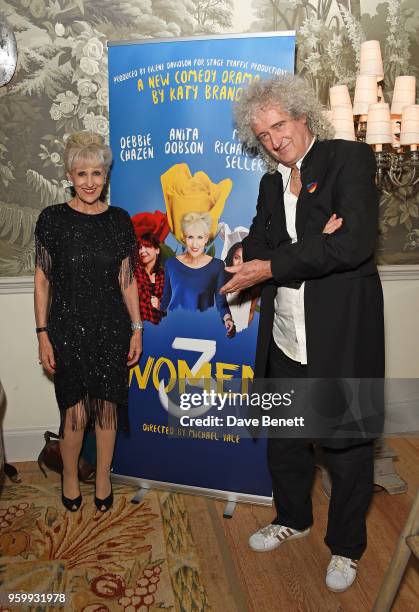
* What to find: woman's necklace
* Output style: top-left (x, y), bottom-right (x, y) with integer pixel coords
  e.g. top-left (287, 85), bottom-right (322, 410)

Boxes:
top-left (183, 253), bottom-right (207, 268)
top-left (73, 198), bottom-right (103, 215)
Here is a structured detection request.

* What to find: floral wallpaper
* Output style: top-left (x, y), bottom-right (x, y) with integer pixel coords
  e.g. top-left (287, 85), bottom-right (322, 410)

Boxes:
top-left (249, 0), bottom-right (419, 264)
top-left (0, 0), bottom-right (417, 275)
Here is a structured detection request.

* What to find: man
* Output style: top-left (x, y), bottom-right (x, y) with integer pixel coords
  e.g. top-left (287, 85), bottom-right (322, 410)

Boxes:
top-left (221, 75), bottom-right (384, 592)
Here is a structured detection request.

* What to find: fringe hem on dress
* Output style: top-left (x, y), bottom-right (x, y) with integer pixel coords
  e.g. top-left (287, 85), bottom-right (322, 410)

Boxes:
top-left (119, 246), bottom-right (140, 290)
top-left (35, 238), bottom-right (52, 280)
top-left (59, 393), bottom-right (129, 438)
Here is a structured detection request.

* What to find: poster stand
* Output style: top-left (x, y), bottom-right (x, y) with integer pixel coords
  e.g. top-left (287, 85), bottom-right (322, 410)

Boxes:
top-left (108, 32), bottom-right (295, 508)
top-left (112, 473), bottom-right (272, 516)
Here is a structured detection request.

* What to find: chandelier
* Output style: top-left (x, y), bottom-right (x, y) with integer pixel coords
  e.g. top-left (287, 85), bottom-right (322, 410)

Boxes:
top-left (327, 40), bottom-right (418, 192)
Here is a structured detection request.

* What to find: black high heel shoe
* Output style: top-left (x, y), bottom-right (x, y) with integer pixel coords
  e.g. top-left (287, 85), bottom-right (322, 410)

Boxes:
top-left (61, 475), bottom-right (82, 512)
top-left (95, 484), bottom-right (113, 513)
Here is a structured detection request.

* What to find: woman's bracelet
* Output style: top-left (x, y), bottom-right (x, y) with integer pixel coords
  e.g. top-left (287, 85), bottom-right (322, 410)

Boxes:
top-left (35, 326), bottom-right (48, 334)
top-left (131, 321), bottom-right (144, 332)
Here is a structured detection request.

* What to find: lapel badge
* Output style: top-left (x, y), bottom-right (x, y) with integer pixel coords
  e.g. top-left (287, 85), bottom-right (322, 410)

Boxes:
top-left (306, 181), bottom-right (317, 193)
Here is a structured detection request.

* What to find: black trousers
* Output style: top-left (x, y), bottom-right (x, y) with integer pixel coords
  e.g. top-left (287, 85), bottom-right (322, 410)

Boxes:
top-left (267, 339), bottom-right (374, 560)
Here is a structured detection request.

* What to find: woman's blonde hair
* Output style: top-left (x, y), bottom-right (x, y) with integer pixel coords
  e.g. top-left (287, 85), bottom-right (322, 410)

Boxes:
top-left (181, 212), bottom-right (212, 239)
top-left (64, 131), bottom-right (112, 173)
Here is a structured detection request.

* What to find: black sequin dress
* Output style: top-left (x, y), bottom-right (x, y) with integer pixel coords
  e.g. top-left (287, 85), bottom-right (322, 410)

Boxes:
top-left (35, 203), bottom-right (138, 436)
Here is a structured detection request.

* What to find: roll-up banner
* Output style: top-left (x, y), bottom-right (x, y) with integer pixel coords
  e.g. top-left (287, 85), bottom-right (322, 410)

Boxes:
top-left (108, 32), bottom-right (296, 503)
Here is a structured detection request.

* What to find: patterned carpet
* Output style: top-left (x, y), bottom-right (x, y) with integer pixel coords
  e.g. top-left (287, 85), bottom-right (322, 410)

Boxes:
top-left (0, 478), bottom-right (212, 611)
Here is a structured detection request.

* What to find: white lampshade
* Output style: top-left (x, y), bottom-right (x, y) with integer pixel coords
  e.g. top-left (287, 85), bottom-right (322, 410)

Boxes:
top-left (330, 85), bottom-right (351, 108)
top-left (331, 105), bottom-right (355, 140)
top-left (391, 76), bottom-right (416, 115)
top-left (359, 40), bottom-right (384, 82)
top-left (366, 103), bottom-right (392, 145)
top-left (353, 75), bottom-right (378, 116)
top-left (400, 105), bottom-right (419, 146)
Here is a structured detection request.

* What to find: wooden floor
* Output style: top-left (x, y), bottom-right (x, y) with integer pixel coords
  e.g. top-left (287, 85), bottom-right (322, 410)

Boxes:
top-left (5, 438), bottom-right (419, 612)
top-left (204, 437), bottom-right (419, 612)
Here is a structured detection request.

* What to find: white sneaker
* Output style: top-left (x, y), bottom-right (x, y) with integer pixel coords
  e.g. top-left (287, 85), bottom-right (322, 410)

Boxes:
top-left (249, 523), bottom-right (311, 552)
top-left (326, 555), bottom-right (358, 592)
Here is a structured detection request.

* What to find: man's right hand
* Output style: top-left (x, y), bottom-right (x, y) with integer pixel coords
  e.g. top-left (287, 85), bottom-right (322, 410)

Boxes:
top-left (323, 213), bottom-right (343, 234)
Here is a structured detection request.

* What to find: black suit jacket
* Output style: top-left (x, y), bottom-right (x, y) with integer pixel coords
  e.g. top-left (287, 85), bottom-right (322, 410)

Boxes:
top-left (243, 139), bottom-right (385, 447)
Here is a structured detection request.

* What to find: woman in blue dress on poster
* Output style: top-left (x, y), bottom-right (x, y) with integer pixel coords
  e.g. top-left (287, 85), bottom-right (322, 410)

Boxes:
top-left (160, 212), bottom-right (235, 337)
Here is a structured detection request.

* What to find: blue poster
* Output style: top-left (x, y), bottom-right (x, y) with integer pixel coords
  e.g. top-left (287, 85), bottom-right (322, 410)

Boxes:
top-left (108, 33), bottom-right (295, 500)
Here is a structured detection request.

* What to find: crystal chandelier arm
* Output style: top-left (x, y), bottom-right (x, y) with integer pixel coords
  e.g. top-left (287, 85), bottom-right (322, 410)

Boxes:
top-left (385, 151), bottom-right (418, 188)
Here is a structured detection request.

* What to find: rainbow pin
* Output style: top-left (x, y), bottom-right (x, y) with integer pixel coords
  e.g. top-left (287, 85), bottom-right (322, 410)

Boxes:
top-left (306, 181), bottom-right (318, 193)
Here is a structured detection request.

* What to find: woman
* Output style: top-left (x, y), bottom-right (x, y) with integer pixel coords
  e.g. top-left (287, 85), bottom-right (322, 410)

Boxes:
top-left (135, 232), bottom-right (165, 325)
top-left (160, 212), bottom-right (235, 337)
top-left (224, 242), bottom-right (259, 332)
top-left (34, 131), bottom-right (142, 513)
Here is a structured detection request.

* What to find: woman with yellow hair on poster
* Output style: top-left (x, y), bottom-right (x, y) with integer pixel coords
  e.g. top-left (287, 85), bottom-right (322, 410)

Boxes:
top-left (160, 212), bottom-right (235, 337)
top-left (160, 162), bottom-right (232, 243)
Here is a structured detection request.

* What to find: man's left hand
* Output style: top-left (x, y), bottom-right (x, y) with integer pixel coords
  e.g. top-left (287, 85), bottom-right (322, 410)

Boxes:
top-left (220, 260), bottom-right (272, 294)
